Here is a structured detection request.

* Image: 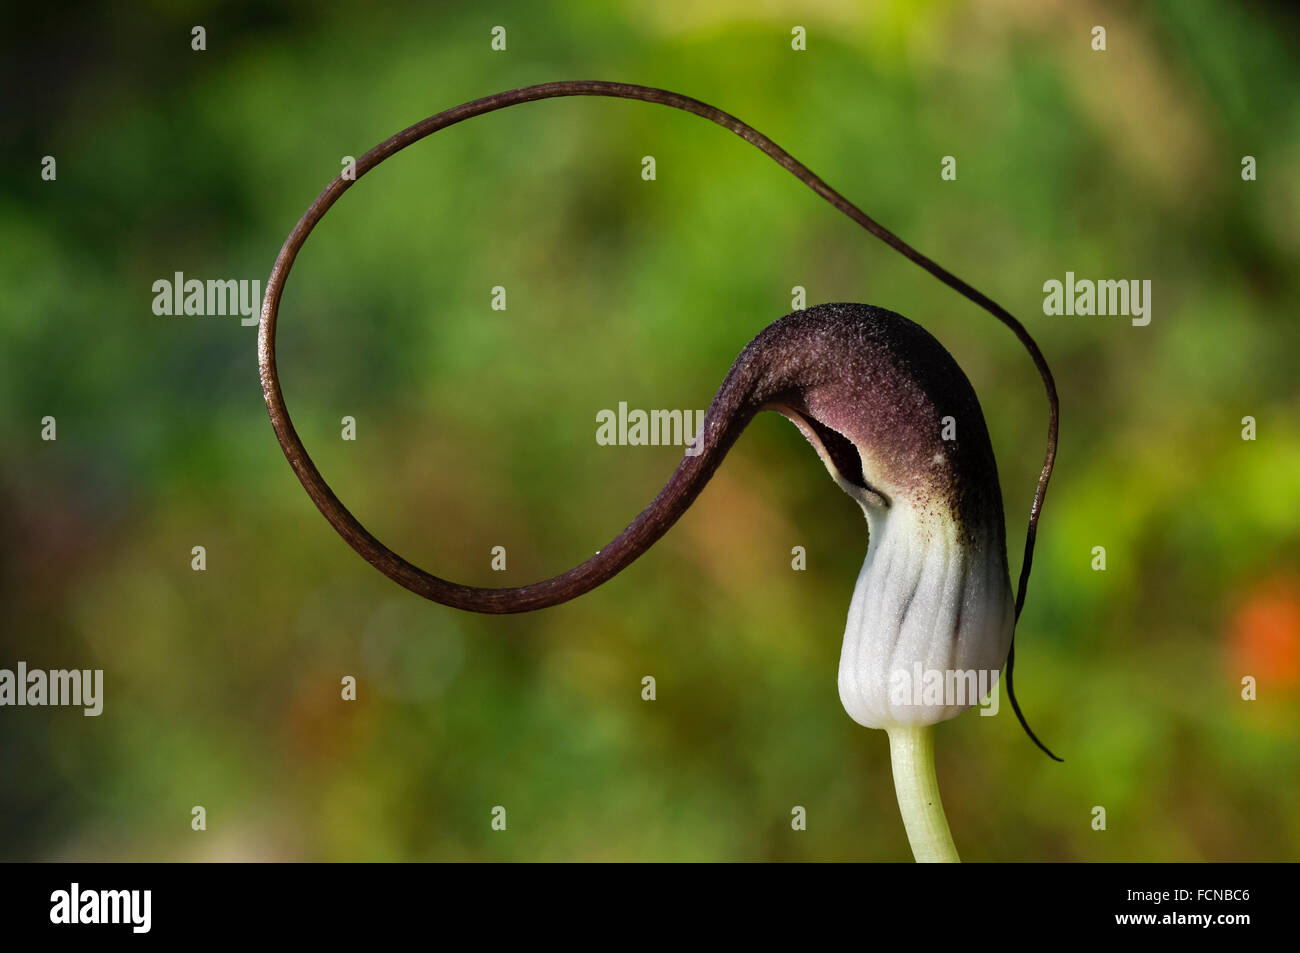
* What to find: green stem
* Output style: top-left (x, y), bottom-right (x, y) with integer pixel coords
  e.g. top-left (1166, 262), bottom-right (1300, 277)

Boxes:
top-left (886, 724), bottom-right (960, 863)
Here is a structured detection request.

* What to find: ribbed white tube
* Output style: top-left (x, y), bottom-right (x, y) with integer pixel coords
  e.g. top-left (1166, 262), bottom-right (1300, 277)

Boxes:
top-left (837, 500), bottom-right (1013, 729)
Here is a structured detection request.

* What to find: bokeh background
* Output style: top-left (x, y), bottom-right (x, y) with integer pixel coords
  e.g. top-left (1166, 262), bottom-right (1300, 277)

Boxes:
top-left (2, 0), bottom-right (1298, 861)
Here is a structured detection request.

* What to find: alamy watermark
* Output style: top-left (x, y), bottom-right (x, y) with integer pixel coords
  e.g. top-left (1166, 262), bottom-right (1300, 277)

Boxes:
top-left (50, 883), bottom-right (150, 933)
top-left (596, 402), bottom-right (704, 455)
top-left (889, 664), bottom-right (1000, 715)
top-left (0, 662), bottom-right (103, 716)
top-left (1042, 271), bottom-right (1151, 326)
top-left (152, 272), bottom-right (261, 325)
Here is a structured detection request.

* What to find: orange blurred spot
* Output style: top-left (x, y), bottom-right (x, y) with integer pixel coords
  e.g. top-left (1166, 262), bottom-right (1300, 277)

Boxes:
top-left (1229, 575), bottom-right (1300, 690)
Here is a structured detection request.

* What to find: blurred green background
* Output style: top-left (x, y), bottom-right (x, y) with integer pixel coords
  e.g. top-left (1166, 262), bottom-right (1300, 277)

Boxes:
top-left (2, 0), bottom-right (1298, 861)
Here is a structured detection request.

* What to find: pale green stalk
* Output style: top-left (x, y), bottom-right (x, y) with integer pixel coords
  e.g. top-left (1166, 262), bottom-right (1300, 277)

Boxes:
top-left (886, 724), bottom-right (960, 863)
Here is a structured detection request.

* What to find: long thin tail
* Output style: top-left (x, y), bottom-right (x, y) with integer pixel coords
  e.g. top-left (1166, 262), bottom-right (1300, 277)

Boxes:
top-left (258, 82), bottom-right (1060, 755)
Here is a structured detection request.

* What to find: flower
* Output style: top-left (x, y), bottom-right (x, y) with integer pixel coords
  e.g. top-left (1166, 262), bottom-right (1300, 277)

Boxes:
top-left (722, 303), bottom-right (1015, 728)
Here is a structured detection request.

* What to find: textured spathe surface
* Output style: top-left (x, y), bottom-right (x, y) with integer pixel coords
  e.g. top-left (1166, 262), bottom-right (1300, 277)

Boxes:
top-left (732, 304), bottom-right (1014, 727)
